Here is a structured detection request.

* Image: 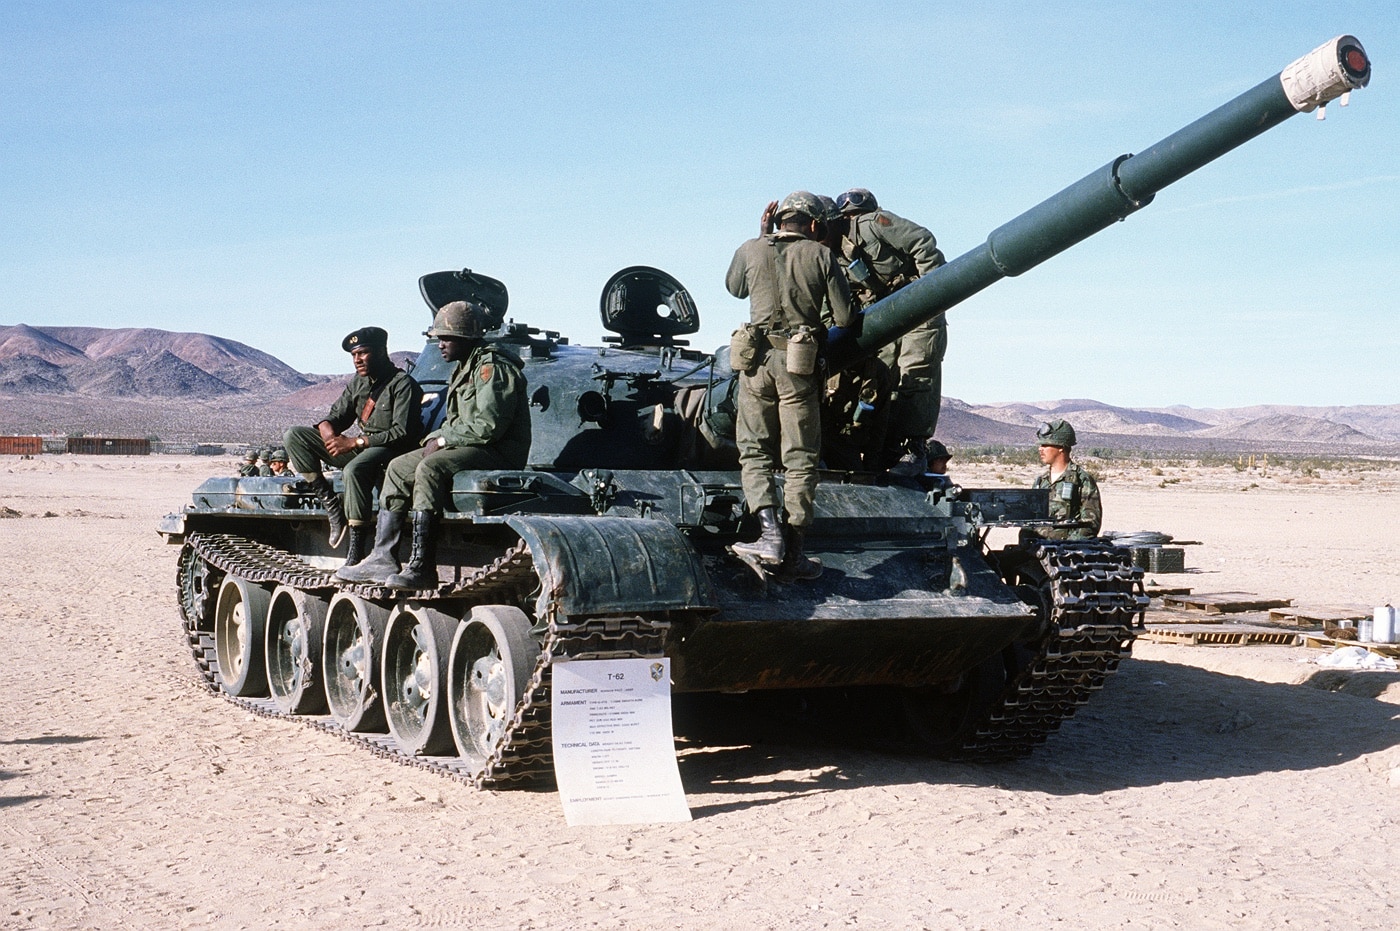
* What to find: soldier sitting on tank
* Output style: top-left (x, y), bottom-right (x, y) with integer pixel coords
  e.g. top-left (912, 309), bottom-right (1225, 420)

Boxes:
top-left (267, 448), bottom-right (291, 477)
top-left (237, 448), bottom-right (259, 477)
top-left (284, 326), bottom-right (423, 566)
top-left (1028, 419), bottom-right (1101, 540)
top-left (832, 188), bottom-right (948, 477)
top-left (255, 447), bottom-right (274, 476)
top-left (727, 191), bottom-right (855, 581)
top-left (337, 301), bottom-right (531, 590)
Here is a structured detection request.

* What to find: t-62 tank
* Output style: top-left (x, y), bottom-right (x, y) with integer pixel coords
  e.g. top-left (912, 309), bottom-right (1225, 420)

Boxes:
top-left (162, 36), bottom-right (1370, 787)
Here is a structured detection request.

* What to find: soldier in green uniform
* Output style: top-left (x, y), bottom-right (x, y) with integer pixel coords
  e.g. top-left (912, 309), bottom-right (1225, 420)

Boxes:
top-left (267, 448), bottom-right (291, 477)
top-left (284, 326), bottom-right (423, 566)
top-left (256, 448), bottom-right (273, 476)
top-left (337, 301), bottom-right (531, 590)
top-left (833, 188), bottom-right (947, 476)
top-left (237, 449), bottom-right (259, 477)
top-left (1031, 419), bottom-right (1102, 540)
top-left (726, 191), bottom-right (855, 580)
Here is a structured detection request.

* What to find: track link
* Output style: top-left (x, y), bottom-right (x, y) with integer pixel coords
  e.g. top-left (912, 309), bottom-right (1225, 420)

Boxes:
top-left (955, 540), bottom-right (1145, 761)
top-left (178, 533), bottom-right (668, 788)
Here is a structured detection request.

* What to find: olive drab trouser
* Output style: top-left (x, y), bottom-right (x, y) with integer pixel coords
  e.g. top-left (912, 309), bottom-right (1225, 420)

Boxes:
top-left (283, 425), bottom-right (399, 524)
top-left (878, 314), bottom-right (947, 439)
top-left (736, 347), bottom-right (822, 528)
top-left (380, 444), bottom-right (517, 514)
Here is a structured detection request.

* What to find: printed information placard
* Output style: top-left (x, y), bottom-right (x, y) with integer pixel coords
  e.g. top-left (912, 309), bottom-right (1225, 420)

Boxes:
top-left (551, 657), bottom-right (691, 825)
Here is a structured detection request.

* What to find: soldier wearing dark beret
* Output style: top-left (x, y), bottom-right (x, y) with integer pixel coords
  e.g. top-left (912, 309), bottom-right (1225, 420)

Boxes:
top-left (283, 326), bottom-right (424, 566)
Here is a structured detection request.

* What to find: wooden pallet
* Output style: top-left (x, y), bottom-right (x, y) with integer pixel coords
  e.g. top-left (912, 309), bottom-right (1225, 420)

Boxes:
top-left (1142, 610), bottom-right (1224, 626)
top-left (1302, 635), bottom-right (1400, 659)
top-left (1268, 604), bottom-right (1372, 627)
top-left (1141, 628), bottom-right (1301, 647)
top-left (1145, 585), bottom-right (1193, 597)
top-left (1161, 592), bottom-right (1292, 615)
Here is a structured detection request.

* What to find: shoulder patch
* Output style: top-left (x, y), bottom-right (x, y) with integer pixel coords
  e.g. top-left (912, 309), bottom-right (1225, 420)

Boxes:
top-left (876, 214), bottom-right (892, 226)
top-left (478, 363), bottom-right (494, 383)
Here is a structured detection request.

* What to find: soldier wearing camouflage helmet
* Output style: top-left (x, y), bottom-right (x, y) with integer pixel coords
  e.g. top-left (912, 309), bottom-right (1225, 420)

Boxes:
top-left (283, 326), bottom-right (424, 565)
top-left (338, 301), bottom-right (531, 590)
top-left (833, 188), bottom-right (948, 477)
top-left (1030, 419), bottom-right (1101, 540)
top-left (267, 448), bottom-right (290, 476)
top-left (237, 448), bottom-right (259, 477)
top-left (726, 191), bottom-right (855, 580)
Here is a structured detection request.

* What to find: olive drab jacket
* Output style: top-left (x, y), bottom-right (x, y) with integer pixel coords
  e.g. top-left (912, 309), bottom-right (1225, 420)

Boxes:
top-left (427, 344), bottom-right (532, 467)
top-left (325, 365), bottom-right (423, 452)
top-left (726, 232), bottom-right (855, 332)
top-left (841, 209), bottom-right (945, 308)
top-left (1033, 462), bottom-right (1103, 539)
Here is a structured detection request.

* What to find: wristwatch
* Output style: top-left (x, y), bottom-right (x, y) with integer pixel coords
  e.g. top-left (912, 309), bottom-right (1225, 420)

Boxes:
top-left (356, 436), bottom-right (367, 449)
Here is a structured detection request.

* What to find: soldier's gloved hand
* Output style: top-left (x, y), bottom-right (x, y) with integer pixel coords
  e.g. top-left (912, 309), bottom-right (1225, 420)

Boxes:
top-left (420, 437), bottom-right (449, 459)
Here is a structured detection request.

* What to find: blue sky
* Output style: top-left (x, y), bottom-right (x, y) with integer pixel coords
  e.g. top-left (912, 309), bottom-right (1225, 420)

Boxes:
top-left (2, 1), bottom-right (1396, 407)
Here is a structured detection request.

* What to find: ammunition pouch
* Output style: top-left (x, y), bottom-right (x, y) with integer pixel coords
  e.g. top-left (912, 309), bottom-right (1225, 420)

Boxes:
top-left (729, 323), bottom-right (763, 375)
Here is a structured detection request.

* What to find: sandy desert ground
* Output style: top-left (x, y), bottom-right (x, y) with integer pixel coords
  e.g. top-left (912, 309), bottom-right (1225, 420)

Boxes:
top-left (2, 455), bottom-right (1398, 930)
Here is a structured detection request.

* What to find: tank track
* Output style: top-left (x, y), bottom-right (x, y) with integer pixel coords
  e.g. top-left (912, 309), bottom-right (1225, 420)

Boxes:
top-left (178, 532), bottom-right (668, 788)
top-left (954, 540), bottom-right (1146, 761)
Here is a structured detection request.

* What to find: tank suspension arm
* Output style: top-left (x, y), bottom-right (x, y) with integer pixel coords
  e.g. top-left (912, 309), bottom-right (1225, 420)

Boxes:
top-left (829, 35), bottom-right (1370, 370)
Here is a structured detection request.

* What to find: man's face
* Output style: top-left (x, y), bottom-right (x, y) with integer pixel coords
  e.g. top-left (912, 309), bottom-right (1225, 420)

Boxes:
top-left (270, 461), bottom-right (287, 475)
top-left (1038, 444), bottom-right (1067, 466)
top-left (929, 457), bottom-right (951, 474)
top-left (439, 336), bottom-right (472, 362)
top-left (351, 346), bottom-right (376, 377)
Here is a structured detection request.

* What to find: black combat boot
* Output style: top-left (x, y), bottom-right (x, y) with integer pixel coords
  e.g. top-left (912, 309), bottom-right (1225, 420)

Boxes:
top-left (386, 511), bottom-right (440, 590)
top-left (777, 524), bottom-right (822, 581)
top-left (307, 475), bottom-right (348, 548)
top-left (335, 509), bottom-right (405, 583)
top-left (732, 506), bottom-right (785, 565)
top-left (341, 522), bottom-right (370, 569)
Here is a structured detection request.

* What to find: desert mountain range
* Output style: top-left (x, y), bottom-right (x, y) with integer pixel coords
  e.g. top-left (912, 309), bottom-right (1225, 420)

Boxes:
top-left (1, 323), bottom-right (1397, 453)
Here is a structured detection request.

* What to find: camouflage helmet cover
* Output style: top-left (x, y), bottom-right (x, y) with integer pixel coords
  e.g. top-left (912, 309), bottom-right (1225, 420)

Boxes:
top-left (243, 449), bottom-right (258, 462)
top-left (926, 439), bottom-right (951, 461)
top-left (1036, 419), bottom-right (1077, 448)
top-left (775, 190), bottom-right (825, 222)
top-left (815, 194), bottom-right (842, 223)
top-left (427, 300), bottom-right (489, 340)
top-left (269, 448), bottom-right (288, 463)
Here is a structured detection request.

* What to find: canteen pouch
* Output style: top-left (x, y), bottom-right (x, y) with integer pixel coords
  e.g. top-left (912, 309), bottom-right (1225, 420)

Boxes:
top-left (730, 323), bottom-right (762, 374)
top-left (785, 327), bottom-right (818, 376)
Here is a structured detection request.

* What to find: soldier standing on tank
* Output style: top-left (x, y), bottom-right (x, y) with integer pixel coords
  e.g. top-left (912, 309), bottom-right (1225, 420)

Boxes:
top-left (337, 301), bottom-right (531, 590)
top-left (1030, 419), bottom-right (1101, 540)
top-left (284, 327), bottom-right (423, 567)
top-left (726, 191), bottom-right (855, 580)
top-left (833, 188), bottom-right (947, 476)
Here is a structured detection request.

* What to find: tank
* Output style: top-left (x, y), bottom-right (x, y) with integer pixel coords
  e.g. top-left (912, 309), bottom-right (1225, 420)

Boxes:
top-left (161, 36), bottom-right (1370, 787)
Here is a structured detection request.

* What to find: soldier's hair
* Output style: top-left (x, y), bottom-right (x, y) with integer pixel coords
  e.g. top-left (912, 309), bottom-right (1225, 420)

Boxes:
top-left (778, 215), bottom-right (824, 238)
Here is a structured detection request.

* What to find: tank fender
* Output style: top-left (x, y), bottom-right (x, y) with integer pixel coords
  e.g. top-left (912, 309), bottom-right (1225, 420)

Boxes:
top-left (503, 515), bottom-right (715, 619)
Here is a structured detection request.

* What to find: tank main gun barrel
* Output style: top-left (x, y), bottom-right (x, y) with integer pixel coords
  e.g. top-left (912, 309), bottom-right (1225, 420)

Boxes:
top-left (828, 35), bottom-right (1372, 370)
